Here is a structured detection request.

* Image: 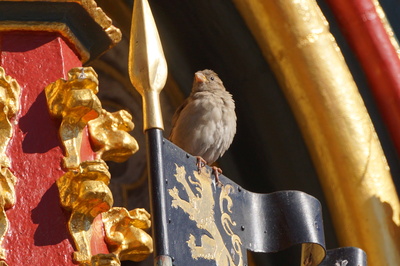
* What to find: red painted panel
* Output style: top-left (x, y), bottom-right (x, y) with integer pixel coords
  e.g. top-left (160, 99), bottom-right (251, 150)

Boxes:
top-left (0, 32), bottom-right (108, 265)
top-left (326, 0), bottom-right (400, 155)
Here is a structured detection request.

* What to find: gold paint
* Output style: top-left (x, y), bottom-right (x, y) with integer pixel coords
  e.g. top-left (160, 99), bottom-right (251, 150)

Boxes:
top-left (88, 110), bottom-right (139, 163)
top-left (91, 253), bottom-right (120, 266)
top-left (0, 21), bottom-right (90, 62)
top-left (129, 0), bottom-right (168, 131)
top-left (57, 159), bottom-right (113, 264)
top-left (48, 66), bottom-right (149, 264)
top-left (0, 168), bottom-right (16, 265)
top-left (232, 0), bottom-right (400, 265)
top-left (0, 67), bottom-right (20, 264)
top-left (301, 243), bottom-right (325, 266)
top-left (3, 0), bottom-right (122, 55)
top-left (0, 67), bottom-right (20, 168)
top-left (102, 207), bottom-right (153, 262)
top-left (168, 164), bottom-right (243, 265)
top-left (95, 0), bottom-right (132, 37)
top-left (45, 67), bottom-right (102, 169)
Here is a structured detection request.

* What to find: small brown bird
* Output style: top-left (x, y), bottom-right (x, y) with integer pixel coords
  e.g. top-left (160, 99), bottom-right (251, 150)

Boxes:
top-left (169, 69), bottom-right (237, 185)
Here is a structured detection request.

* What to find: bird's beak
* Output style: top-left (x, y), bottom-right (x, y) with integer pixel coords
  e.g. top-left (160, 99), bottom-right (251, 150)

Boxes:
top-left (195, 72), bottom-right (207, 83)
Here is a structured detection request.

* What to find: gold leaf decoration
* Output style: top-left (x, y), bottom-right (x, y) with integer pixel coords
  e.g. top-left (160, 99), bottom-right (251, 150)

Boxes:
top-left (57, 160), bottom-right (113, 264)
top-left (102, 207), bottom-right (153, 262)
top-left (45, 67), bottom-right (102, 169)
top-left (47, 67), bottom-right (147, 265)
top-left (88, 110), bottom-right (139, 163)
top-left (0, 67), bottom-right (20, 265)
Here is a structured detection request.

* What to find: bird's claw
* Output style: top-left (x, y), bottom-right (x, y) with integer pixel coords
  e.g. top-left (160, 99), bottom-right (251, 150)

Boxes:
top-left (196, 157), bottom-right (223, 187)
top-left (196, 156), bottom-right (207, 174)
top-left (212, 166), bottom-right (223, 187)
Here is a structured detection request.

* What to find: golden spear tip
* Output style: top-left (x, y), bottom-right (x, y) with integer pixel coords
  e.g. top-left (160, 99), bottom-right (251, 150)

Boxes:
top-left (129, 0), bottom-right (168, 131)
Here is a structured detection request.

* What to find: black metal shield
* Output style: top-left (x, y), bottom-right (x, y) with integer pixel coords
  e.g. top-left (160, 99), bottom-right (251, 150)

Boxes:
top-left (152, 137), bottom-right (366, 265)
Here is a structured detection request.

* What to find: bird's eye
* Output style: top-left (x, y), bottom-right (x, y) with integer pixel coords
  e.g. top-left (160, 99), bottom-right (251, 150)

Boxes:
top-left (210, 76), bottom-right (214, 81)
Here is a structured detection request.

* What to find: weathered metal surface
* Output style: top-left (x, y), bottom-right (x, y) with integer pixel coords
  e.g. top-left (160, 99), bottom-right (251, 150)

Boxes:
top-left (160, 139), bottom-right (367, 266)
top-left (320, 247), bottom-right (367, 266)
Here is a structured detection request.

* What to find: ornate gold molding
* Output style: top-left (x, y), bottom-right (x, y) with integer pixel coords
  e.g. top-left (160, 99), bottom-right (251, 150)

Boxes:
top-left (0, 67), bottom-right (20, 168)
top-left (0, 67), bottom-right (20, 264)
top-left (91, 253), bottom-right (120, 266)
top-left (102, 207), bottom-right (153, 262)
top-left (88, 110), bottom-right (139, 163)
top-left (0, 168), bottom-right (16, 265)
top-left (57, 160), bottom-right (113, 264)
top-left (46, 67), bottom-right (151, 265)
top-left (45, 67), bottom-right (102, 169)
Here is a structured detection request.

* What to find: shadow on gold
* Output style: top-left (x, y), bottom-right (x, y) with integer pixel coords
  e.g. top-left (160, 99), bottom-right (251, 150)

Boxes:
top-left (88, 110), bottom-right (139, 163)
top-left (45, 67), bottom-right (102, 169)
top-left (0, 67), bottom-right (20, 265)
top-left (102, 207), bottom-right (153, 262)
top-left (57, 160), bottom-right (113, 264)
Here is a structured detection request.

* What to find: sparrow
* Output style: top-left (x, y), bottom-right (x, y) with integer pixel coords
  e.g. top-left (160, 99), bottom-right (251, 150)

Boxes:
top-left (169, 69), bottom-right (237, 185)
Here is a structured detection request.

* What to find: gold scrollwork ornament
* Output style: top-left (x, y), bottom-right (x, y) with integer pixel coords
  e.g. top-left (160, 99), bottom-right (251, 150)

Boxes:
top-left (45, 67), bottom-right (102, 169)
top-left (102, 207), bottom-right (153, 262)
top-left (88, 109), bottom-right (139, 163)
top-left (57, 159), bottom-right (113, 264)
top-left (47, 67), bottom-right (151, 265)
top-left (0, 67), bottom-right (20, 265)
top-left (0, 67), bottom-right (20, 168)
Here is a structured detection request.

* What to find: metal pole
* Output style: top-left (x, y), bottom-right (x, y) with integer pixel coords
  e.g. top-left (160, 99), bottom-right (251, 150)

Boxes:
top-left (146, 129), bottom-right (171, 265)
top-left (128, 0), bottom-right (171, 264)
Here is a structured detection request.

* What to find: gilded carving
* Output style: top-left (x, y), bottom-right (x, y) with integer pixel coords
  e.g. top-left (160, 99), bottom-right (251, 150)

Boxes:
top-left (47, 66), bottom-right (150, 265)
top-left (0, 168), bottom-right (16, 264)
top-left (88, 110), bottom-right (139, 162)
top-left (102, 207), bottom-right (153, 262)
top-left (45, 67), bottom-right (102, 169)
top-left (168, 164), bottom-right (243, 265)
top-left (91, 253), bottom-right (120, 266)
top-left (57, 160), bottom-right (113, 264)
top-left (0, 67), bottom-right (20, 264)
top-left (0, 67), bottom-right (20, 168)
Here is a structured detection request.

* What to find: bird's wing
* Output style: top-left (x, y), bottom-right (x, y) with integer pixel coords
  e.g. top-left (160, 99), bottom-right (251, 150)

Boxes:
top-left (169, 97), bottom-right (189, 140)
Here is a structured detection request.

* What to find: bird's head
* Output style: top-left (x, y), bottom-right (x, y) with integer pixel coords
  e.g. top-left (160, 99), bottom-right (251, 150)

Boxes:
top-left (192, 69), bottom-right (225, 92)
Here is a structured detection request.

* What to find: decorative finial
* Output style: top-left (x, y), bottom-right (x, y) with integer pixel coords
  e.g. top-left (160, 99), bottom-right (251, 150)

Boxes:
top-left (129, 0), bottom-right (168, 131)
